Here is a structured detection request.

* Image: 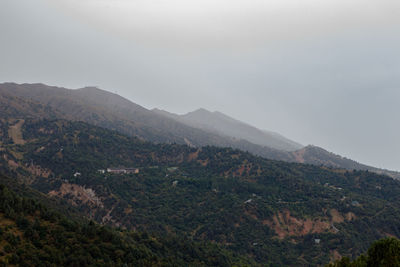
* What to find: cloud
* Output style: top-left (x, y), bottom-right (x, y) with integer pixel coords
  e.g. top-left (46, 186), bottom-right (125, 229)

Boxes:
top-left (49, 0), bottom-right (400, 50)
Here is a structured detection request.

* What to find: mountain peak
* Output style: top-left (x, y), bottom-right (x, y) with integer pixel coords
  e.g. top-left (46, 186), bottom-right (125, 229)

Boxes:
top-left (186, 108), bottom-right (238, 122)
top-left (78, 86), bottom-right (101, 91)
top-left (177, 107), bottom-right (303, 151)
top-left (188, 108), bottom-right (213, 115)
top-left (76, 86), bottom-right (120, 97)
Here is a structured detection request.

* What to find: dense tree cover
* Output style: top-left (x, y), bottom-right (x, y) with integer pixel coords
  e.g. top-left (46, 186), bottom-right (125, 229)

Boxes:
top-left (0, 181), bottom-right (254, 266)
top-left (327, 238), bottom-right (400, 267)
top-left (2, 119), bottom-right (400, 265)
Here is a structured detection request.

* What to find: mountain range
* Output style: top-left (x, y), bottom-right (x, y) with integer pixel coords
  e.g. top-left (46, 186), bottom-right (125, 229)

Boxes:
top-left (1, 82), bottom-right (400, 265)
top-left (0, 82), bottom-right (398, 179)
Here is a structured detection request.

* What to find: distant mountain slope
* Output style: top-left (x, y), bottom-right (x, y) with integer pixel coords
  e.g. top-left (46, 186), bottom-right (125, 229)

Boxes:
top-left (153, 108), bottom-right (400, 179)
top-left (153, 108), bottom-right (303, 151)
top-left (0, 82), bottom-right (398, 179)
top-left (0, 83), bottom-right (278, 148)
top-left (0, 82), bottom-right (294, 159)
top-left (0, 90), bottom-right (63, 120)
top-left (292, 145), bottom-right (400, 179)
top-left (0, 83), bottom-right (190, 144)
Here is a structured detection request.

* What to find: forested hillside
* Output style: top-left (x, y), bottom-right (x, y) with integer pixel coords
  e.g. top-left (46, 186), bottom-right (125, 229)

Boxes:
top-left (327, 238), bottom-right (400, 267)
top-left (0, 176), bottom-right (253, 266)
top-left (1, 118), bottom-right (400, 265)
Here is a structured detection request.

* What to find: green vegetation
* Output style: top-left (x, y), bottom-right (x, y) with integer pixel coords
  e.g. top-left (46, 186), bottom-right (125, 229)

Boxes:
top-left (0, 180), bottom-right (254, 266)
top-left (327, 238), bottom-right (400, 267)
top-left (1, 118), bottom-right (400, 265)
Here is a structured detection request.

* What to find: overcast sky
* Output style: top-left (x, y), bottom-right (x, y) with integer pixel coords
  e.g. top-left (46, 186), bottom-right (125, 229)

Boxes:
top-left (1, 0), bottom-right (399, 170)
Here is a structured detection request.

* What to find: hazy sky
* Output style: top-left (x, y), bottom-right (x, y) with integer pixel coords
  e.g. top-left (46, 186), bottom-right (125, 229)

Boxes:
top-left (1, 0), bottom-right (400, 170)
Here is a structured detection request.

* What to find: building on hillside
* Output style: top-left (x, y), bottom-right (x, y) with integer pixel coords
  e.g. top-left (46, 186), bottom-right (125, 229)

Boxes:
top-left (125, 168), bottom-right (139, 174)
top-left (107, 168), bottom-right (127, 174)
top-left (167, 167), bottom-right (178, 172)
top-left (73, 172), bottom-right (81, 177)
top-left (106, 167), bottom-right (139, 174)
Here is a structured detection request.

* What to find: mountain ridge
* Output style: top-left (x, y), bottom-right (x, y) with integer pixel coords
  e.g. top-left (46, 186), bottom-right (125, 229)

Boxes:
top-left (154, 107), bottom-right (303, 151)
top-left (1, 82), bottom-right (399, 179)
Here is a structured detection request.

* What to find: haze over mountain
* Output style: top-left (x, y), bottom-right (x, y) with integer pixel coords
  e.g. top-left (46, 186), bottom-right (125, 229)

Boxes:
top-left (1, 82), bottom-right (399, 179)
top-left (153, 107), bottom-right (400, 179)
top-left (153, 108), bottom-right (303, 151)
